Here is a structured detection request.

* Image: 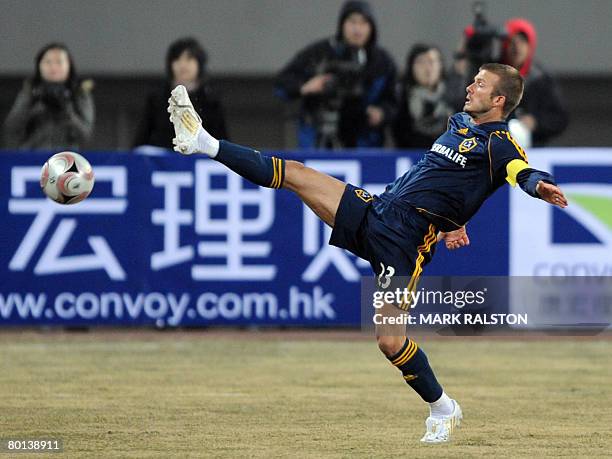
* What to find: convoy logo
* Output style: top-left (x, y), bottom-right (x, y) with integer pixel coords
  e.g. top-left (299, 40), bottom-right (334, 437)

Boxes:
top-left (510, 150), bottom-right (612, 276)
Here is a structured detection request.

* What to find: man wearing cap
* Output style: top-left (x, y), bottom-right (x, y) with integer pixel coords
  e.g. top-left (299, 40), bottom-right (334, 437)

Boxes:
top-left (275, 1), bottom-right (397, 148)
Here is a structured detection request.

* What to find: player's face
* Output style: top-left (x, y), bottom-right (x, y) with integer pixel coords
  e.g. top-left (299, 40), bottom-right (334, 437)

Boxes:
top-left (39, 48), bottom-right (70, 83)
top-left (412, 49), bottom-right (443, 89)
top-left (342, 13), bottom-right (371, 48)
top-left (508, 34), bottom-right (531, 69)
top-left (463, 70), bottom-right (502, 116)
top-left (172, 51), bottom-right (199, 85)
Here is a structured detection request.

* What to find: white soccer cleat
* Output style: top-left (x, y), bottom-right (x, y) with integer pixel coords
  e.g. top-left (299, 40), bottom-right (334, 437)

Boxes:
top-left (420, 399), bottom-right (463, 444)
top-left (168, 85), bottom-right (203, 155)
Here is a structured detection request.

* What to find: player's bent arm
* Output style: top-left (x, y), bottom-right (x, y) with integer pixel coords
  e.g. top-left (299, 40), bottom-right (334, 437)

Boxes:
top-left (506, 159), bottom-right (568, 208)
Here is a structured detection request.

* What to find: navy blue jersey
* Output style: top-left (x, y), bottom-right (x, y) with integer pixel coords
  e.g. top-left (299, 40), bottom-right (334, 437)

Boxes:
top-left (380, 112), bottom-right (554, 232)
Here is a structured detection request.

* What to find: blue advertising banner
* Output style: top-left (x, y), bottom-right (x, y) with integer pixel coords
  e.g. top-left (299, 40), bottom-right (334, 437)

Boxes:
top-left (1, 149), bottom-right (610, 327)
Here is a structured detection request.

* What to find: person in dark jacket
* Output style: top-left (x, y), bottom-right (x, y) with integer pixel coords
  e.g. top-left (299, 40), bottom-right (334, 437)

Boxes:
top-left (393, 44), bottom-right (454, 149)
top-left (275, 0), bottom-right (397, 148)
top-left (133, 37), bottom-right (228, 149)
top-left (3, 43), bottom-right (94, 150)
top-left (500, 18), bottom-right (568, 146)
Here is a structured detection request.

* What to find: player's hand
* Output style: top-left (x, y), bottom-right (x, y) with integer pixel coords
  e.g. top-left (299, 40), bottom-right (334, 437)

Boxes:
top-left (438, 226), bottom-right (470, 250)
top-left (536, 181), bottom-right (568, 208)
top-left (300, 74), bottom-right (332, 95)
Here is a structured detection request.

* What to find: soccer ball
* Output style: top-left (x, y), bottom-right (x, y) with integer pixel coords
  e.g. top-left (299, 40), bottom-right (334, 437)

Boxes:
top-left (40, 152), bottom-right (95, 204)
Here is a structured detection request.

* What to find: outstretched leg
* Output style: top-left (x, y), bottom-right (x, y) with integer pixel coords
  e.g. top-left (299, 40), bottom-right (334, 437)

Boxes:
top-left (169, 85), bottom-right (345, 227)
top-left (282, 160), bottom-right (345, 227)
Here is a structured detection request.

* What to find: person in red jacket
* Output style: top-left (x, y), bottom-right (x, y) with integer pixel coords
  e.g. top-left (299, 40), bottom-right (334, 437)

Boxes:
top-left (500, 18), bottom-right (569, 146)
top-left (450, 17), bottom-right (569, 146)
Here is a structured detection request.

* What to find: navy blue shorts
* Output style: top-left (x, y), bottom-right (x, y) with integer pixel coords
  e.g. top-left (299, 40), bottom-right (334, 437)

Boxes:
top-left (330, 184), bottom-right (437, 293)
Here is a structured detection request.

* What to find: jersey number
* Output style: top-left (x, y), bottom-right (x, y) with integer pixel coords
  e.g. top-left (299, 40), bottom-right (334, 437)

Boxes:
top-left (377, 263), bottom-right (395, 289)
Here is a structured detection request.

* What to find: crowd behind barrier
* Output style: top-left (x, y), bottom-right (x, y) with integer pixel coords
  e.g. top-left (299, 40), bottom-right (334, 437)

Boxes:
top-left (1, 1), bottom-right (568, 153)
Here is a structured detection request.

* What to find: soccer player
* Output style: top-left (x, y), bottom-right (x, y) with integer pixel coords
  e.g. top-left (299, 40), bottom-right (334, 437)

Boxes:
top-left (168, 63), bottom-right (567, 443)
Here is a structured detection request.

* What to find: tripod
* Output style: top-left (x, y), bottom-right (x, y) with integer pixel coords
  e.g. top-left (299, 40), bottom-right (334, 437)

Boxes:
top-left (316, 107), bottom-right (343, 149)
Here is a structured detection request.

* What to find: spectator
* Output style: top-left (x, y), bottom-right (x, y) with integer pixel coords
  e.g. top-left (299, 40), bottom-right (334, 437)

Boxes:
top-left (501, 18), bottom-right (568, 146)
top-left (275, 0), bottom-right (397, 148)
top-left (393, 44), bottom-right (454, 149)
top-left (3, 43), bottom-right (94, 150)
top-left (445, 36), bottom-right (474, 113)
top-left (133, 37), bottom-right (228, 150)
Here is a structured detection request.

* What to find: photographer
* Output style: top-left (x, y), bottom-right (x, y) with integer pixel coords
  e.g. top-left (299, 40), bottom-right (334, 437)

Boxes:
top-left (3, 43), bottom-right (94, 150)
top-left (275, 0), bottom-right (397, 148)
top-left (454, 5), bottom-right (568, 146)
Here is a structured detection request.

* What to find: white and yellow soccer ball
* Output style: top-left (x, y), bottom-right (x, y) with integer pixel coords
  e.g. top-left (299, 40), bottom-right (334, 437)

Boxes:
top-left (40, 152), bottom-right (95, 204)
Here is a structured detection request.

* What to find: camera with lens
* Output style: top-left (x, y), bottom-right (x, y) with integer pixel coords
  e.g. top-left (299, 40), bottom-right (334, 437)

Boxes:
top-left (321, 53), bottom-right (366, 104)
top-left (314, 48), bottom-right (367, 147)
top-left (463, 1), bottom-right (507, 78)
top-left (33, 82), bottom-right (72, 111)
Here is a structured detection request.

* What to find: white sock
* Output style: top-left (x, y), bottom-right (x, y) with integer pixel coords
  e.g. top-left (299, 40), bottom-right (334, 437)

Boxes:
top-left (197, 128), bottom-right (219, 158)
top-left (429, 391), bottom-right (454, 418)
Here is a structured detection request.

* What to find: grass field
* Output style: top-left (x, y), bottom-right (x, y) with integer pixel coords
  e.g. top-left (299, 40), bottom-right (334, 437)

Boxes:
top-left (1, 332), bottom-right (611, 458)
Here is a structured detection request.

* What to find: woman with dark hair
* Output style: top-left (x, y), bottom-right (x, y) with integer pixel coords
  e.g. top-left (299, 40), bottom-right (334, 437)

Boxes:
top-left (393, 44), bottom-right (453, 149)
top-left (3, 43), bottom-right (95, 150)
top-left (133, 37), bottom-right (228, 149)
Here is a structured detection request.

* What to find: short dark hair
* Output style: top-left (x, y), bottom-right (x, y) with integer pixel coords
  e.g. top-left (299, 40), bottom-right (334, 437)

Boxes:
top-left (165, 37), bottom-right (208, 81)
top-left (480, 63), bottom-right (524, 118)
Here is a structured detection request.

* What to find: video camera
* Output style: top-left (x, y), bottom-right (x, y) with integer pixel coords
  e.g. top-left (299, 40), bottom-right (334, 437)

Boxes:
top-left (33, 82), bottom-right (73, 111)
top-left (464, 1), bottom-right (507, 78)
top-left (313, 47), bottom-right (367, 148)
top-left (320, 51), bottom-right (367, 103)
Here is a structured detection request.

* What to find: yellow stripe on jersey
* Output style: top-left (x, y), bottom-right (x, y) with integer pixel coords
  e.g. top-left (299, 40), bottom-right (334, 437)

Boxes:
top-left (505, 131), bottom-right (528, 162)
top-left (270, 157), bottom-right (279, 188)
top-left (487, 131), bottom-right (504, 183)
top-left (505, 159), bottom-right (530, 187)
top-left (274, 157), bottom-right (281, 188)
top-left (277, 158), bottom-right (283, 188)
top-left (399, 225), bottom-right (436, 311)
top-left (269, 158), bottom-right (277, 188)
top-left (416, 208), bottom-right (462, 230)
top-left (408, 226), bottom-right (436, 292)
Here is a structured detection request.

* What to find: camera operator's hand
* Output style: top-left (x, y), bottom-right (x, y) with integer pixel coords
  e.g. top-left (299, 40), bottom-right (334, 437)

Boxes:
top-left (518, 114), bottom-right (537, 132)
top-left (366, 106), bottom-right (385, 127)
top-left (38, 83), bottom-right (71, 111)
top-left (300, 74), bottom-right (333, 96)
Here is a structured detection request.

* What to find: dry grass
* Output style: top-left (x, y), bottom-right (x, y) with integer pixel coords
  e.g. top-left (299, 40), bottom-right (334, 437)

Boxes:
top-left (1, 333), bottom-right (611, 458)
